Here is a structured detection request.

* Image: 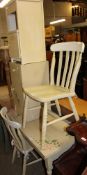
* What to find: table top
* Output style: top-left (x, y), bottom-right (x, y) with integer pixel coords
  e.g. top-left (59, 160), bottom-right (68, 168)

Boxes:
top-left (21, 118), bottom-right (75, 160)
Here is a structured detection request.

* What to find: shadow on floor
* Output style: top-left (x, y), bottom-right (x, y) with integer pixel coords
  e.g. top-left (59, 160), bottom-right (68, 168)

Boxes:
top-left (0, 141), bottom-right (46, 175)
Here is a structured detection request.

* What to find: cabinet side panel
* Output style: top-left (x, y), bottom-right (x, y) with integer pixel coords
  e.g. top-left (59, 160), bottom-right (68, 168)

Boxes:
top-left (17, 1), bottom-right (46, 64)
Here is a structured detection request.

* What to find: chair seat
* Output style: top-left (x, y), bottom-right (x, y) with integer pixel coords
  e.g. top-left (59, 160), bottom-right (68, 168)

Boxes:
top-left (24, 85), bottom-right (75, 102)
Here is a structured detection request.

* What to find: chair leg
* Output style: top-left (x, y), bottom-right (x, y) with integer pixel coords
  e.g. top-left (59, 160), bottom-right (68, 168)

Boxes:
top-left (22, 154), bottom-right (27, 175)
top-left (23, 95), bottom-right (29, 128)
top-left (55, 100), bottom-right (62, 116)
top-left (17, 150), bottom-right (21, 158)
top-left (42, 102), bottom-right (47, 147)
top-left (68, 97), bottom-right (79, 121)
top-left (12, 146), bottom-right (17, 164)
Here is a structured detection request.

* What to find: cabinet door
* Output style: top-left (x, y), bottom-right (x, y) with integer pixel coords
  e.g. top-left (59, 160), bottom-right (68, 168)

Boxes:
top-left (8, 31), bottom-right (21, 60)
top-left (10, 63), bottom-right (24, 115)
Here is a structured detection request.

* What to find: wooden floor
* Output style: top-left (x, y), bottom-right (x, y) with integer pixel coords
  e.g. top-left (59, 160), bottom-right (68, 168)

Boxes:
top-left (0, 86), bottom-right (9, 100)
top-left (0, 142), bottom-right (46, 175)
top-left (59, 96), bottom-right (87, 117)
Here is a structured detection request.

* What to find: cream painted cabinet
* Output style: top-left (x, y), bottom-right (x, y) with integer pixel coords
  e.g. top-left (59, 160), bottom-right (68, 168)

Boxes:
top-left (6, 0), bottom-right (46, 64)
top-left (7, 0), bottom-right (47, 122)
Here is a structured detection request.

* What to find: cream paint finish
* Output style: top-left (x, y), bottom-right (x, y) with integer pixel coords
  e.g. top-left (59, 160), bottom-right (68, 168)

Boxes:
top-left (6, 0), bottom-right (46, 64)
top-left (22, 119), bottom-right (74, 158)
top-left (21, 61), bottom-right (49, 122)
top-left (0, 86), bottom-right (87, 117)
top-left (8, 31), bottom-right (20, 58)
top-left (59, 96), bottom-right (87, 117)
top-left (10, 61), bottom-right (49, 121)
top-left (6, 0), bottom-right (48, 125)
top-left (22, 118), bottom-right (75, 175)
top-left (23, 42), bottom-right (84, 148)
top-left (17, 0), bottom-right (46, 64)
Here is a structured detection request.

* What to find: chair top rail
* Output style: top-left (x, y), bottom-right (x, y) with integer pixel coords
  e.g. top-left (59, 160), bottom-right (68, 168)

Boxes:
top-left (0, 107), bottom-right (21, 129)
top-left (0, 107), bottom-right (30, 151)
top-left (50, 42), bottom-right (85, 52)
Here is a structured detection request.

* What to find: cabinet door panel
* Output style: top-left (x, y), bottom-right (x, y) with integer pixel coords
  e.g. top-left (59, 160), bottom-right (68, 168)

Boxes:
top-left (10, 63), bottom-right (24, 115)
top-left (8, 31), bottom-right (20, 59)
top-left (10, 63), bottom-right (22, 88)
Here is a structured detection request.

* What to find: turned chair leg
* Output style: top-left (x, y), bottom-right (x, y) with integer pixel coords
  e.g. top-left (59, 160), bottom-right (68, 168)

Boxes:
top-left (12, 146), bottom-right (17, 164)
top-left (55, 100), bottom-right (62, 116)
top-left (42, 102), bottom-right (47, 147)
top-left (68, 97), bottom-right (79, 121)
top-left (22, 154), bottom-right (27, 175)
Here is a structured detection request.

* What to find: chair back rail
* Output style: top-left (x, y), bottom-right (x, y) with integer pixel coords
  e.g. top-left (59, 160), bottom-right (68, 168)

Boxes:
top-left (50, 42), bottom-right (85, 91)
top-left (0, 107), bottom-right (26, 150)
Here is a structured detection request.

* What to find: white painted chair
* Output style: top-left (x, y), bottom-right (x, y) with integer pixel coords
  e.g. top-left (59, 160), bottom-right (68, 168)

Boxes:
top-left (0, 107), bottom-right (42, 175)
top-left (23, 42), bottom-right (85, 147)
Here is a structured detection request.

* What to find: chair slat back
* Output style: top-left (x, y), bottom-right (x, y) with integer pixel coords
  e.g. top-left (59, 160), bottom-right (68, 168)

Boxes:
top-left (61, 51), bottom-right (69, 87)
top-left (50, 42), bottom-right (85, 91)
top-left (56, 51), bottom-right (63, 85)
top-left (65, 51), bottom-right (75, 88)
top-left (0, 107), bottom-right (24, 150)
top-left (50, 52), bottom-right (55, 85)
